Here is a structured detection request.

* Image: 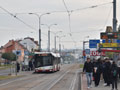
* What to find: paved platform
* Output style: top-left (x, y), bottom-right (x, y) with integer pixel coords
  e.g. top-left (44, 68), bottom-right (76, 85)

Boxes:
top-left (81, 74), bottom-right (120, 90)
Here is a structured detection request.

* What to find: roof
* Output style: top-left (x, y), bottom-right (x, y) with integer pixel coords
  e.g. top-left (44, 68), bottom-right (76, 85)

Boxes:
top-left (24, 37), bottom-right (38, 45)
top-left (34, 52), bottom-right (60, 57)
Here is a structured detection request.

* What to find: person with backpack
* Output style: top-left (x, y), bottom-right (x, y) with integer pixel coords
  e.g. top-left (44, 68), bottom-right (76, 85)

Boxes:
top-left (111, 61), bottom-right (118, 90)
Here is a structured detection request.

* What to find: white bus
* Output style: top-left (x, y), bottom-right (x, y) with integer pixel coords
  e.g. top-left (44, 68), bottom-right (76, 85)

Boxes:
top-left (34, 52), bottom-right (61, 73)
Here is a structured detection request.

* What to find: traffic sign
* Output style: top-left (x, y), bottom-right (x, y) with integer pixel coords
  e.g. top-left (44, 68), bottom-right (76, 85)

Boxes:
top-left (89, 40), bottom-right (100, 48)
top-left (85, 49), bottom-right (90, 54)
top-left (117, 40), bottom-right (120, 43)
top-left (24, 51), bottom-right (29, 55)
top-left (16, 50), bottom-right (21, 56)
top-left (13, 50), bottom-right (21, 56)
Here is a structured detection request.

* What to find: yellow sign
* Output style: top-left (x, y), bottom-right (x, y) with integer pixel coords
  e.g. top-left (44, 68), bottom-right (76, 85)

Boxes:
top-left (99, 43), bottom-right (118, 48)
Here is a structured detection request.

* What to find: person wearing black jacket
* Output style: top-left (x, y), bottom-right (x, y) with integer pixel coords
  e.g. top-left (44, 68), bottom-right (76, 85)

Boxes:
top-left (111, 61), bottom-right (118, 90)
top-left (104, 58), bottom-right (112, 86)
top-left (17, 62), bottom-right (20, 72)
top-left (93, 58), bottom-right (102, 87)
top-left (83, 57), bottom-right (93, 88)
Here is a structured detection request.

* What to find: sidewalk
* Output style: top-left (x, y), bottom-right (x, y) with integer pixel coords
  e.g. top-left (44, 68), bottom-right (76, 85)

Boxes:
top-left (81, 75), bottom-right (120, 90)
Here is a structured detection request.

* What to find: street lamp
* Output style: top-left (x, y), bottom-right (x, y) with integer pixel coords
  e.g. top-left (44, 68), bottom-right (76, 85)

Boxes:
top-left (50, 31), bottom-right (62, 53)
top-left (57, 35), bottom-right (66, 55)
top-left (29, 13), bottom-right (50, 51)
top-left (41, 24), bottom-right (57, 52)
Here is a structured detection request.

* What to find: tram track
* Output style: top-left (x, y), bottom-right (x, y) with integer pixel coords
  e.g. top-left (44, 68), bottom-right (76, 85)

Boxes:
top-left (48, 63), bottom-right (80, 90)
top-left (29, 64), bottom-right (74, 90)
top-left (0, 64), bottom-right (74, 90)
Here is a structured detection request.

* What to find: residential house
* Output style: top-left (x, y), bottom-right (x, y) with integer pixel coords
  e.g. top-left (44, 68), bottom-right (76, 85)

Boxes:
top-left (0, 37), bottom-right (38, 62)
top-left (19, 37), bottom-right (38, 52)
top-left (1, 40), bottom-right (26, 62)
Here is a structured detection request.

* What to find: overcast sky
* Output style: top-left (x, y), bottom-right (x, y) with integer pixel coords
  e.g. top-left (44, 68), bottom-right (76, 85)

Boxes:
top-left (0, 0), bottom-right (120, 50)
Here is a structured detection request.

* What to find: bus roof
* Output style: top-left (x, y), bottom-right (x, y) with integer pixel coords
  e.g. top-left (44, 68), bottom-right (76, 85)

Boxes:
top-left (34, 52), bottom-right (60, 57)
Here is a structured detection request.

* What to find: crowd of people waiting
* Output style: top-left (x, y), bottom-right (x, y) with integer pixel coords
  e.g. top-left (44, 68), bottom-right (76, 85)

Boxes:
top-left (83, 57), bottom-right (120, 90)
top-left (16, 60), bottom-right (34, 72)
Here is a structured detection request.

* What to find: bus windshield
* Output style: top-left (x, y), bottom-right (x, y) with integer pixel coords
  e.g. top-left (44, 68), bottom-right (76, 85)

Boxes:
top-left (35, 55), bottom-right (52, 67)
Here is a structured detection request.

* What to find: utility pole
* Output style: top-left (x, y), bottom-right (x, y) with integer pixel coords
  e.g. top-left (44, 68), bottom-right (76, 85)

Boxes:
top-left (54, 35), bottom-right (57, 52)
top-left (113, 0), bottom-right (117, 32)
top-left (113, 0), bottom-right (117, 61)
top-left (48, 29), bottom-right (50, 52)
top-left (83, 41), bottom-right (85, 61)
top-left (41, 24), bottom-right (57, 52)
top-left (57, 35), bottom-right (65, 56)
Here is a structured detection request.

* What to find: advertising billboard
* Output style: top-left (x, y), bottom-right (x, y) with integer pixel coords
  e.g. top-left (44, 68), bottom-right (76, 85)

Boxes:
top-left (99, 43), bottom-right (118, 48)
top-left (101, 32), bottom-right (120, 39)
top-left (90, 51), bottom-right (105, 56)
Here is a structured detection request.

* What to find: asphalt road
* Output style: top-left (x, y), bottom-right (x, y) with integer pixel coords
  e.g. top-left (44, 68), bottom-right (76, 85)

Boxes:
top-left (0, 64), bottom-right (81, 90)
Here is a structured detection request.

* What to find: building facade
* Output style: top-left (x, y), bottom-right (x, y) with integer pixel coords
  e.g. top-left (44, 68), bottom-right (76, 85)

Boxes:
top-left (19, 37), bottom-right (38, 52)
top-left (1, 40), bottom-right (25, 62)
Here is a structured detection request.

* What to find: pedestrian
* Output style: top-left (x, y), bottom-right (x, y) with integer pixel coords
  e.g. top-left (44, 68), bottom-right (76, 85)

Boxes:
top-left (117, 59), bottom-right (120, 79)
top-left (104, 58), bottom-right (112, 86)
top-left (22, 61), bottom-right (25, 71)
top-left (93, 58), bottom-right (102, 87)
top-left (29, 60), bottom-right (33, 71)
top-left (92, 58), bottom-right (97, 81)
top-left (101, 59), bottom-right (107, 86)
top-left (17, 62), bottom-right (20, 72)
top-left (83, 57), bottom-right (93, 89)
top-left (111, 61), bottom-right (118, 90)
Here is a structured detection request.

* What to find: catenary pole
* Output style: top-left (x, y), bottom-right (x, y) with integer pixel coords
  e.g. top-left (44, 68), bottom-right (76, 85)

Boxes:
top-left (113, 0), bottom-right (117, 32)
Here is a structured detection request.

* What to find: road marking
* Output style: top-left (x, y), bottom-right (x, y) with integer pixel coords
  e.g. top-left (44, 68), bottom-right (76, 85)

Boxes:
top-left (47, 70), bottom-right (70, 90)
top-left (69, 70), bottom-right (79, 90)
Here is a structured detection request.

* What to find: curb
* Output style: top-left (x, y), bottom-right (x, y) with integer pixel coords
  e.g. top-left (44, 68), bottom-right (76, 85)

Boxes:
top-left (80, 73), bottom-right (83, 90)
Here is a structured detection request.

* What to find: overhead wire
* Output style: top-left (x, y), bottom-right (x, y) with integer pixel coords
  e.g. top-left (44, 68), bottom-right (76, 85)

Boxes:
top-left (61, 1), bottom-right (113, 33)
top-left (0, 1), bottom-right (113, 47)
top-left (0, 2), bottom-right (113, 16)
top-left (71, 2), bottom-right (113, 12)
top-left (99, 6), bottom-right (113, 31)
top-left (0, 6), bottom-right (48, 37)
top-left (15, 2), bottom-right (113, 14)
top-left (0, 6), bottom-right (36, 30)
top-left (61, 1), bottom-right (113, 49)
top-left (62, 0), bottom-right (76, 45)
top-left (0, 6), bottom-right (49, 48)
